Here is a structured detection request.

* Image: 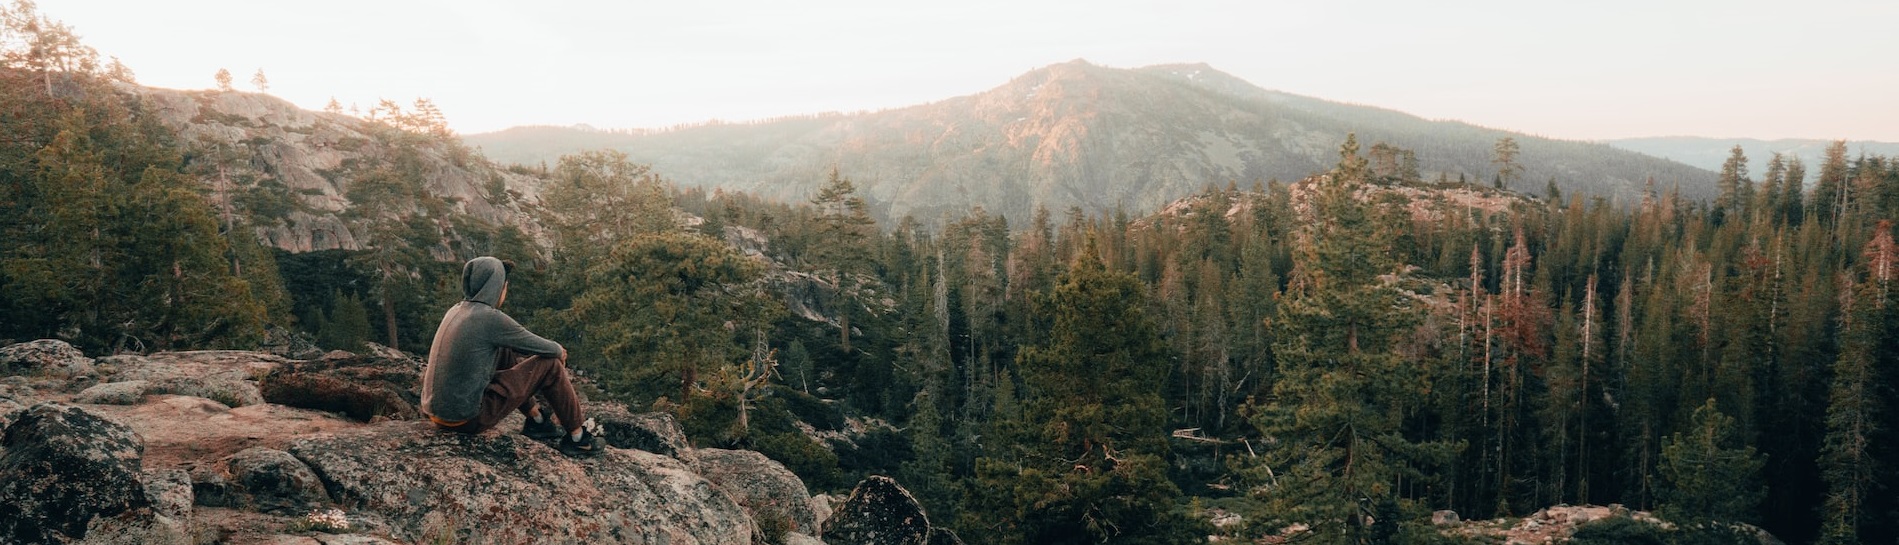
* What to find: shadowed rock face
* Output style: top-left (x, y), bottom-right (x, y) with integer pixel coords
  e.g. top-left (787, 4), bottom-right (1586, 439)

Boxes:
top-left (0, 403), bottom-right (156, 543)
top-left (226, 447), bottom-right (330, 514)
top-left (258, 349), bottom-right (423, 422)
top-left (823, 475), bottom-right (933, 545)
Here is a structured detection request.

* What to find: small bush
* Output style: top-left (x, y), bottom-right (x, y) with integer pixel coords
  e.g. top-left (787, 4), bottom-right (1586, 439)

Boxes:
top-left (754, 509), bottom-right (793, 545)
top-left (677, 393), bottom-right (742, 446)
top-left (753, 431), bottom-right (843, 491)
top-left (1671, 523), bottom-right (1763, 545)
top-left (1570, 515), bottom-right (1667, 545)
top-left (835, 425), bottom-right (911, 475)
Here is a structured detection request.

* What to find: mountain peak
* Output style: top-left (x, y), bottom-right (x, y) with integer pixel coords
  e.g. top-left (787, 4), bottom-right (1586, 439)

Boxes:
top-left (466, 63), bottom-right (1717, 221)
top-left (1135, 63), bottom-right (1272, 99)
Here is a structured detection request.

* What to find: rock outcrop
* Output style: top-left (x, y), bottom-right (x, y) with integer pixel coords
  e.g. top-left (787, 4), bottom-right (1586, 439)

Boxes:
top-left (102, 350), bottom-right (282, 408)
top-left (590, 402), bottom-right (694, 460)
top-left (287, 422), bottom-right (752, 544)
top-left (1448, 504), bottom-right (1783, 545)
top-left (0, 339), bottom-right (95, 379)
top-left (76, 380), bottom-right (150, 405)
top-left (225, 447), bottom-right (331, 513)
top-left (693, 448), bottom-right (822, 536)
top-left (131, 87), bottom-right (549, 254)
top-left (0, 340), bottom-right (820, 544)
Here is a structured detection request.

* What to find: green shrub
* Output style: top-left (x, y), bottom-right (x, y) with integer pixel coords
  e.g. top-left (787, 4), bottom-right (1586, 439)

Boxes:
top-left (753, 431), bottom-right (843, 491)
top-left (1570, 516), bottom-right (1667, 545)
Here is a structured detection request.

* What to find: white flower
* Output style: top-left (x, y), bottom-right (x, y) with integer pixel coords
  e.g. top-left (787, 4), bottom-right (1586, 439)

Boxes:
top-left (300, 508), bottom-right (350, 532)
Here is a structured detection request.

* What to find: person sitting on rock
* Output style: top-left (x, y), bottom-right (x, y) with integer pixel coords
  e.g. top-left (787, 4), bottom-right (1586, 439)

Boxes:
top-left (421, 256), bottom-right (605, 457)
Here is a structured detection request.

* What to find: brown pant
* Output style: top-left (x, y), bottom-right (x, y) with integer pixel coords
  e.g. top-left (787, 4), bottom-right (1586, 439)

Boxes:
top-left (438, 347), bottom-right (583, 435)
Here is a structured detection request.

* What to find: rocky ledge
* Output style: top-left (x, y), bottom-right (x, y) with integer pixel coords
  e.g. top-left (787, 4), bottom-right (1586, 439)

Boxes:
top-left (0, 339), bottom-right (948, 545)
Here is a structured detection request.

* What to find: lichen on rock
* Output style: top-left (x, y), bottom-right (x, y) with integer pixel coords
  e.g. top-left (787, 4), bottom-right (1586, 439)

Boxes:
top-left (692, 447), bottom-right (821, 536)
top-left (823, 475), bottom-right (938, 545)
top-left (226, 447), bottom-right (330, 513)
top-left (77, 381), bottom-right (151, 406)
top-left (0, 339), bottom-right (96, 379)
top-left (0, 402), bottom-right (174, 544)
top-left (288, 422), bottom-right (753, 544)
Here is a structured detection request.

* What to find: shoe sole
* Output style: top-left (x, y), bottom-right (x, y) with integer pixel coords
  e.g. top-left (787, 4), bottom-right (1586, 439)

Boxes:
top-left (560, 446), bottom-right (603, 457)
top-left (559, 437), bottom-right (607, 458)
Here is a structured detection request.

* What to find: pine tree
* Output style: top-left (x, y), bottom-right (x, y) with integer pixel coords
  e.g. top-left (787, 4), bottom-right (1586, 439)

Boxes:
top-left (1247, 134), bottom-right (1452, 543)
top-left (1782, 155), bottom-right (1807, 226)
top-left (808, 166), bottom-right (877, 352)
top-left (1813, 141), bottom-right (1849, 231)
top-left (214, 68), bottom-right (233, 92)
top-left (1492, 226), bottom-right (1550, 512)
top-left (319, 291), bottom-right (371, 351)
top-left (536, 148), bottom-right (675, 342)
top-left (341, 130), bottom-right (435, 350)
top-left (123, 166), bottom-right (271, 349)
top-left (1, 2), bottom-right (101, 96)
top-left (1818, 220), bottom-right (1897, 545)
top-left (1493, 137), bottom-right (1523, 191)
top-left (1714, 145), bottom-right (1752, 224)
top-left (1756, 153), bottom-right (1785, 225)
top-left (250, 68), bottom-right (267, 93)
top-left (966, 238), bottom-right (1199, 545)
top-left (568, 231), bottom-right (774, 412)
top-left (1658, 398), bottom-right (1765, 523)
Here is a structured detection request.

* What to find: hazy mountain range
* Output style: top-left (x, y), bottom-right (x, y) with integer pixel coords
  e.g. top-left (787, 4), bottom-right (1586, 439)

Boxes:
top-left (1607, 137), bottom-right (1899, 176)
top-left (466, 60), bottom-right (1718, 222)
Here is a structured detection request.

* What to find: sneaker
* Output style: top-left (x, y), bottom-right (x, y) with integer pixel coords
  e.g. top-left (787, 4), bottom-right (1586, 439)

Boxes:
top-left (558, 418), bottom-right (606, 458)
top-left (522, 412), bottom-right (563, 440)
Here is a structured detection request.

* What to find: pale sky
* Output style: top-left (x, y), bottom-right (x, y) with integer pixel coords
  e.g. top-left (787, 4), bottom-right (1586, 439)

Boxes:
top-left (43, 0), bottom-right (1899, 141)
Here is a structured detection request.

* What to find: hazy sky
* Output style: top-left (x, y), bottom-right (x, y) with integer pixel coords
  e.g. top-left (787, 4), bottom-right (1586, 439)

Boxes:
top-left (44, 0), bottom-right (1899, 141)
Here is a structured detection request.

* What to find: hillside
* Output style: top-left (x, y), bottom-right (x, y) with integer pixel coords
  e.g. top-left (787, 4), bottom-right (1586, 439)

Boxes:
top-left (129, 86), bottom-right (551, 254)
top-left (466, 60), bottom-right (1717, 222)
top-left (1608, 136), bottom-right (1899, 175)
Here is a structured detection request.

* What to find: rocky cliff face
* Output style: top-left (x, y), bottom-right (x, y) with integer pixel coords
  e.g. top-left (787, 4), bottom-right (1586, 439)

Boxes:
top-left (0, 339), bottom-right (950, 544)
top-left (129, 86), bottom-right (549, 254)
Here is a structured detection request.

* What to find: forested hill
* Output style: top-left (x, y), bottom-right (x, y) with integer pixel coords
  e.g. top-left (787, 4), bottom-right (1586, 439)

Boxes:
top-left (465, 60), bottom-right (1717, 222)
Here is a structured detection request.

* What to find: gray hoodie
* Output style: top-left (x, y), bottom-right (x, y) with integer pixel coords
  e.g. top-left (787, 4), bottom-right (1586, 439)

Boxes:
top-left (420, 256), bottom-right (564, 423)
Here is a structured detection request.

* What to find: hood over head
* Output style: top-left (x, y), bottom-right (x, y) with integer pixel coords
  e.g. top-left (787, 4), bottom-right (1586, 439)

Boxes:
top-left (462, 256), bottom-right (507, 305)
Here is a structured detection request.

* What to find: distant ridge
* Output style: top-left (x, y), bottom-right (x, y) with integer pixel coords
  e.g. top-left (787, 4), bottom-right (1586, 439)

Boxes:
top-left (1608, 137), bottom-right (1899, 175)
top-left (467, 60), bottom-right (1717, 221)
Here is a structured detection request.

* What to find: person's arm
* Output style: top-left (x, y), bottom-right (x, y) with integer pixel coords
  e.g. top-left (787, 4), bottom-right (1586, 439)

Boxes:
top-left (491, 311), bottom-right (565, 357)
